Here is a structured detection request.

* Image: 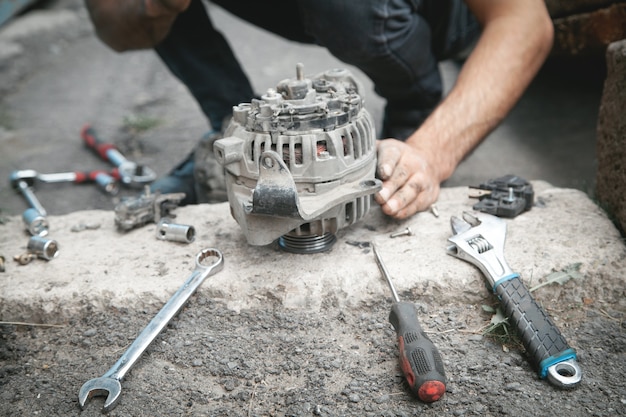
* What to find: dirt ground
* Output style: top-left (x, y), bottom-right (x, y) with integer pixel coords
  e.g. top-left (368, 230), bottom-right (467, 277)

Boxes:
top-left (1, 297), bottom-right (625, 416)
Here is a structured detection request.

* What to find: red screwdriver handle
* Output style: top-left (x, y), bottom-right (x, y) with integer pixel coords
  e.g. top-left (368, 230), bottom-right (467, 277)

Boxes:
top-left (81, 124), bottom-right (117, 162)
top-left (389, 302), bottom-right (447, 403)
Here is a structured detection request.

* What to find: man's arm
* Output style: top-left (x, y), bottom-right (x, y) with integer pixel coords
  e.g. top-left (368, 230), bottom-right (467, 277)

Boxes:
top-left (84, 0), bottom-right (190, 52)
top-left (375, 0), bottom-right (554, 219)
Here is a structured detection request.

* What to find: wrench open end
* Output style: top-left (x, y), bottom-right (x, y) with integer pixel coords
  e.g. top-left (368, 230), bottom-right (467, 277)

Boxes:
top-left (78, 377), bottom-right (122, 413)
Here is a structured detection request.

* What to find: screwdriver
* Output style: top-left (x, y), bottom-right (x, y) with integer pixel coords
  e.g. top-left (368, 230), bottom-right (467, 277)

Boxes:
top-left (372, 243), bottom-right (447, 402)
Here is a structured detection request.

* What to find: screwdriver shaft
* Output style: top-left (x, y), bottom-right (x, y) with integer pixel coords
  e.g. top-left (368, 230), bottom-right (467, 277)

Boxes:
top-left (372, 244), bottom-right (400, 303)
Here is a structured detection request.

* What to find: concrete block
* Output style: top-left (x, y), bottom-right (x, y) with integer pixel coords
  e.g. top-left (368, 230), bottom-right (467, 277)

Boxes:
top-left (596, 39), bottom-right (626, 233)
top-left (545, 0), bottom-right (621, 18)
top-left (551, 3), bottom-right (626, 58)
top-left (1, 183), bottom-right (624, 323)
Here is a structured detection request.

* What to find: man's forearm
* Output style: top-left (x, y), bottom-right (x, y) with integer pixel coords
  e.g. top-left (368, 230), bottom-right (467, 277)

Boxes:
top-left (405, 0), bottom-right (554, 182)
top-left (84, 0), bottom-right (190, 52)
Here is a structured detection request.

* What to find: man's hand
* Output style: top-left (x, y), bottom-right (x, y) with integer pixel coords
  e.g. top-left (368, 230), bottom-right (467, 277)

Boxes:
top-left (375, 139), bottom-right (444, 219)
top-left (374, 0), bottom-right (553, 220)
top-left (85, 0), bottom-right (190, 51)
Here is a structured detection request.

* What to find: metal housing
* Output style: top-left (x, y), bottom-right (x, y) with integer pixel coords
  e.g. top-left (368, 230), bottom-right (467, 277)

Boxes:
top-left (214, 64), bottom-right (381, 252)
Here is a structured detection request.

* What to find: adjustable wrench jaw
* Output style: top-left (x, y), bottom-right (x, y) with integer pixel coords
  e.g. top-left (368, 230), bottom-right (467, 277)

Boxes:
top-left (116, 160), bottom-right (157, 187)
top-left (446, 212), bottom-right (515, 289)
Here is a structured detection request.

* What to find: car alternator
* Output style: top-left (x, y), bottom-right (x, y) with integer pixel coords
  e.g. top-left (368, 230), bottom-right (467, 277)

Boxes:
top-left (213, 64), bottom-right (381, 253)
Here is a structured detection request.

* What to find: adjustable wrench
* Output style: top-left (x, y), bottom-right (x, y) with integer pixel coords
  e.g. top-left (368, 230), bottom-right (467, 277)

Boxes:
top-left (81, 124), bottom-right (157, 187)
top-left (78, 248), bottom-right (224, 413)
top-left (446, 212), bottom-right (581, 388)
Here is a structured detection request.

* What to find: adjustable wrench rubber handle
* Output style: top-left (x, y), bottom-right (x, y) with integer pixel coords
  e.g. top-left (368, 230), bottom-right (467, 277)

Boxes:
top-left (495, 275), bottom-right (580, 386)
top-left (389, 302), bottom-right (447, 402)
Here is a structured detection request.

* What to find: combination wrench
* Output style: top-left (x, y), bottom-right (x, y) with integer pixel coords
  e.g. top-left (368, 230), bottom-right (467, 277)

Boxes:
top-left (78, 248), bottom-right (224, 413)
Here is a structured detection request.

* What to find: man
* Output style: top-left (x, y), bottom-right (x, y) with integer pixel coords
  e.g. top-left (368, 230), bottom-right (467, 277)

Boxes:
top-left (84, 0), bottom-right (554, 219)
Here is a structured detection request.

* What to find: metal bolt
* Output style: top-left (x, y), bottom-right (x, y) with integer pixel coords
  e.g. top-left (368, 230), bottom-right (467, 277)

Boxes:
top-left (0, 255), bottom-right (5, 272)
top-left (505, 187), bottom-right (516, 203)
top-left (430, 204), bottom-right (440, 218)
top-left (390, 227), bottom-right (413, 238)
top-left (13, 253), bottom-right (35, 266)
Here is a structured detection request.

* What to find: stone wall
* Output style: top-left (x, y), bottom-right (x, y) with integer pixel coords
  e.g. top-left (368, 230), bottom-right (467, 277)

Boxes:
top-left (596, 40), bottom-right (626, 234)
top-left (545, 1), bottom-right (626, 60)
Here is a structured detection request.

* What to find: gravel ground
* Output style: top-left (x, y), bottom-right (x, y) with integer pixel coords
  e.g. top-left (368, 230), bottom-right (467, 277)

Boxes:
top-left (1, 293), bottom-right (625, 416)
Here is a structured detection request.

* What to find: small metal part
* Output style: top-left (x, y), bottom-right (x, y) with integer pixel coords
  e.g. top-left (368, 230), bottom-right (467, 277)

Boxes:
top-left (14, 253), bottom-right (35, 265)
top-left (27, 236), bottom-right (60, 260)
top-left (278, 231), bottom-right (337, 254)
top-left (470, 175), bottom-right (534, 218)
top-left (71, 223), bottom-right (101, 233)
top-left (155, 218), bottom-right (195, 243)
top-left (0, 255), bottom-right (5, 272)
top-left (114, 187), bottom-right (186, 232)
top-left (22, 207), bottom-right (49, 237)
top-left (390, 227), bottom-right (412, 238)
top-left (10, 170), bottom-right (48, 216)
top-left (430, 205), bottom-right (440, 218)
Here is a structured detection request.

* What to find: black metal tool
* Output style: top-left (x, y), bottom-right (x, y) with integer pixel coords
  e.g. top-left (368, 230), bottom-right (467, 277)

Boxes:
top-left (469, 174), bottom-right (534, 218)
top-left (372, 244), bottom-right (447, 402)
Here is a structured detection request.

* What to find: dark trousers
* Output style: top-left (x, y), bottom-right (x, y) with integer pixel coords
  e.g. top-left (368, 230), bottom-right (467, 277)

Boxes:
top-left (155, 0), bottom-right (480, 138)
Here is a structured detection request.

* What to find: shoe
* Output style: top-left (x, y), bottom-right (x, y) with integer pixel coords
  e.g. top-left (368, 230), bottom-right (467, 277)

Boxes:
top-left (150, 154), bottom-right (197, 205)
top-left (192, 130), bottom-right (228, 204)
top-left (150, 130), bottom-right (227, 205)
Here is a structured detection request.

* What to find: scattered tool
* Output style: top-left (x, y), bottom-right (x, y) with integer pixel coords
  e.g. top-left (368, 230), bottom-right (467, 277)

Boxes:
top-left (114, 187), bottom-right (186, 232)
top-left (13, 253), bottom-right (35, 266)
top-left (390, 227), bottom-right (412, 238)
top-left (372, 243), bottom-right (447, 402)
top-left (10, 170), bottom-right (48, 217)
top-left (27, 236), bottom-right (59, 261)
top-left (78, 248), bottom-right (224, 413)
top-left (469, 175), bottom-right (534, 218)
top-left (446, 212), bottom-right (582, 388)
top-left (37, 169), bottom-right (120, 195)
top-left (22, 207), bottom-right (49, 237)
top-left (0, 255), bottom-right (5, 272)
top-left (156, 218), bottom-right (196, 243)
top-left (81, 124), bottom-right (157, 187)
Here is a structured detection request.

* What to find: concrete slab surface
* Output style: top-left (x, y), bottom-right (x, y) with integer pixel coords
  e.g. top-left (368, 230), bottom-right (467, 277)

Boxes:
top-left (1, 181), bottom-right (623, 322)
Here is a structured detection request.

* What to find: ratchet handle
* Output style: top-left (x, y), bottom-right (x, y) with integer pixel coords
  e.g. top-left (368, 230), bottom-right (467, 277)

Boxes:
top-left (74, 170), bottom-right (120, 183)
top-left (81, 124), bottom-right (117, 162)
top-left (495, 275), bottom-right (578, 379)
top-left (389, 302), bottom-right (447, 402)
